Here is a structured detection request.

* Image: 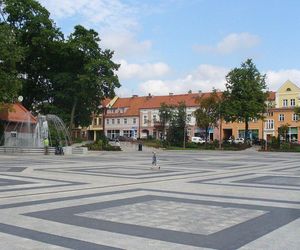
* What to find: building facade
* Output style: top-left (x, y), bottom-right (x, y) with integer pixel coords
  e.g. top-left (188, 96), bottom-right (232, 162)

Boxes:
top-left (88, 80), bottom-right (300, 143)
top-left (222, 80), bottom-right (300, 142)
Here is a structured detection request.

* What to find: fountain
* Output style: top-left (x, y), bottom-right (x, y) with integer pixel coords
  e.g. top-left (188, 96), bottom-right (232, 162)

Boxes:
top-left (1, 114), bottom-right (71, 148)
top-left (0, 104), bottom-right (77, 153)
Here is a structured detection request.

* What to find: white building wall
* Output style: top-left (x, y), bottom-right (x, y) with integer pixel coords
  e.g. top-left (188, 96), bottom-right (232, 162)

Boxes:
top-left (105, 116), bottom-right (139, 138)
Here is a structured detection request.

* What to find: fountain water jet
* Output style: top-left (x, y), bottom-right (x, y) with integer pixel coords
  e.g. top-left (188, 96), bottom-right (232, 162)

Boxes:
top-left (1, 113), bottom-right (71, 148)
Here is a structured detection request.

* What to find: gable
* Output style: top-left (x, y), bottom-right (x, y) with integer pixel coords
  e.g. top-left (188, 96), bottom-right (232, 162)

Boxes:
top-left (277, 80), bottom-right (300, 93)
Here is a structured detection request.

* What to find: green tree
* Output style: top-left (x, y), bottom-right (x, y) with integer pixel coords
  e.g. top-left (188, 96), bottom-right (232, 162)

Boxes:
top-left (223, 59), bottom-right (267, 142)
top-left (167, 102), bottom-right (188, 147)
top-left (48, 25), bottom-right (120, 129)
top-left (278, 124), bottom-right (289, 142)
top-left (294, 107), bottom-right (300, 119)
top-left (0, 22), bottom-right (23, 108)
top-left (158, 102), bottom-right (174, 140)
top-left (193, 90), bottom-right (221, 145)
top-left (1, 1), bottom-right (121, 130)
top-left (1, 0), bottom-right (63, 109)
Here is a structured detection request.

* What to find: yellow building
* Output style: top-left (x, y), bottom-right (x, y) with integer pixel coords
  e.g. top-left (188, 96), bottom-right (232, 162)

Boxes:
top-left (276, 80), bottom-right (300, 108)
top-left (222, 80), bottom-right (300, 142)
top-left (265, 80), bottom-right (300, 141)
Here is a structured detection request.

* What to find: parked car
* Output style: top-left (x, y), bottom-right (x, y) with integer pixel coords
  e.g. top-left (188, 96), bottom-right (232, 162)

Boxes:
top-left (234, 137), bottom-right (245, 144)
top-left (191, 137), bottom-right (205, 144)
top-left (227, 136), bottom-right (234, 143)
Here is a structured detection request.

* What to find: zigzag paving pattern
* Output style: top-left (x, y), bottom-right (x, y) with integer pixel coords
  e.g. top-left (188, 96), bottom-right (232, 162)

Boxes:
top-left (0, 150), bottom-right (300, 249)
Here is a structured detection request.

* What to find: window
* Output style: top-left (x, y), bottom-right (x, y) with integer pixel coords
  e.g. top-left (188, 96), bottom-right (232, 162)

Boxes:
top-left (133, 118), bottom-right (137, 124)
top-left (124, 118), bottom-right (127, 124)
top-left (93, 118), bottom-right (97, 125)
top-left (266, 120), bottom-right (274, 129)
top-left (286, 88), bottom-right (291, 91)
top-left (293, 113), bottom-right (299, 121)
top-left (143, 115), bottom-right (147, 124)
top-left (112, 119), bottom-right (115, 124)
top-left (153, 114), bottom-right (157, 122)
top-left (279, 114), bottom-right (284, 121)
top-left (283, 99), bottom-right (288, 107)
top-left (267, 112), bottom-right (273, 117)
top-left (123, 130), bottom-right (130, 137)
top-left (117, 118), bottom-right (120, 124)
top-left (291, 99), bottom-right (296, 107)
top-left (187, 114), bottom-right (192, 122)
top-left (107, 130), bottom-right (120, 139)
top-left (106, 119), bottom-right (109, 125)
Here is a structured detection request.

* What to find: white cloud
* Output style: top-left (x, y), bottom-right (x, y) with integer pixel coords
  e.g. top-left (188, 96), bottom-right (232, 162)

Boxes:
top-left (39, 0), bottom-right (151, 59)
top-left (136, 66), bottom-right (300, 96)
top-left (194, 33), bottom-right (260, 55)
top-left (39, 0), bottom-right (138, 30)
top-left (117, 59), bottom-right (170, 80)
top-left (138, 64), bottom-right (228, 95)
top-left (101, 32), bottom-right (152, 59)
top-left (266, 69), bottom-right (300, 91)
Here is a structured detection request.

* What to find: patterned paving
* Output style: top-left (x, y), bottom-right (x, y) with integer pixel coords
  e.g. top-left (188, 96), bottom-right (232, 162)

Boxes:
top-left (0, 150), bottom-right (300, 249)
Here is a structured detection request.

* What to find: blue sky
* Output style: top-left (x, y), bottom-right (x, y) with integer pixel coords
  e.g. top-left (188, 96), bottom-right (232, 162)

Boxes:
top-left (39, 0), bottom-right (300, 96)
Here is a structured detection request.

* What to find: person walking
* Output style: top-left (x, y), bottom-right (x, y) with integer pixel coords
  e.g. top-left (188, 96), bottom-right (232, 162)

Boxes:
top-left (43, 137), bottom-right (49, 155)
top-left (151, 151), bottom-right (160, 169)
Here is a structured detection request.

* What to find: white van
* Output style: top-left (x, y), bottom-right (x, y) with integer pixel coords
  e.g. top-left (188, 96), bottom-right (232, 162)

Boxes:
top-left (191, 137), bottom-right (205, 144)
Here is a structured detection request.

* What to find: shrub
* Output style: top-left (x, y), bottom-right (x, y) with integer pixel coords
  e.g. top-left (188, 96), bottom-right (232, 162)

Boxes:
top-left (161, 140), bottom-right (170, 148)
top-left (186, 142), bottom-right (198, 148)
top-left (88, 140), bottom-right (103, 150)
top-left (280, 142), bottom-right (290, 151)
top-left (74, 137), bottom-right (83, 143)
top-left (103, 144), bottom-right (121, 151)
top-left (270, 136), bottom-right (280, 149)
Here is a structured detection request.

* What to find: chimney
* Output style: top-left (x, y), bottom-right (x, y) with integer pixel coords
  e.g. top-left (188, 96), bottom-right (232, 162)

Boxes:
top-left (146, 93), bottom-right (152, 99)
top-left (169, 93), bottom-right (173, 96)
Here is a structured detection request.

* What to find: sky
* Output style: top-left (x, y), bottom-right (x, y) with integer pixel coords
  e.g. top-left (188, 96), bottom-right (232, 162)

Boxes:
top-left (38, 0), bottom-right (300, 97)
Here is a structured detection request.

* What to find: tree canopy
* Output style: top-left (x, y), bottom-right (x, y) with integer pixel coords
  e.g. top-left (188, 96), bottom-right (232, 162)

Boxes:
top-left (193, 90), bottom-right (221, 143)
top-left (222, 59), bottom-right (267, 141)
top-left (0, 22), bottom-right (23, 108)
top-left (0, 0), bottom-right (120, 128)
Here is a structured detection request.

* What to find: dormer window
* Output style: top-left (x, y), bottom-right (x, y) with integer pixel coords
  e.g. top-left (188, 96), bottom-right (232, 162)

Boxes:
top-left (286, 88), bottom-right (291, 91)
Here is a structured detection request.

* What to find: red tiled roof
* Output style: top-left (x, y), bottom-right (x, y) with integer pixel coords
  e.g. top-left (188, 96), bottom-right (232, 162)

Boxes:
top-left (105, 91), bottom-right (276, 118)
top-left (101, 98), bottom-right (111, 107)
top-left (267, 91), bottom-right (276, 101)
top-left (0, 103), bottom-right (36, 123)
top-left (105, 92), bottom-right (220, 117)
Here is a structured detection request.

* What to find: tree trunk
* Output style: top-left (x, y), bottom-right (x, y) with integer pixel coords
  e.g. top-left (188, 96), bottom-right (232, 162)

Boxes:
top-left (205, 126), bottom-right (209, 146)
top-left (70, 99), bottom-right (78, 133)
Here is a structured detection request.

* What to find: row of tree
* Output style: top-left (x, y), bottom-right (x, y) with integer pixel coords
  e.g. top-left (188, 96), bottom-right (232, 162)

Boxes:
top-left (158, 59), bottom-right (268, 146)
top-left (0, 0), bottom-right (120, 129)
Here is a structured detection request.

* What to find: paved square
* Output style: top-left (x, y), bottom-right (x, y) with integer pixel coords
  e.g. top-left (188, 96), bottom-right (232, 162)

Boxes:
top-left (0, 150), bottom-right (300, 249)
top-left (234, 175), bottom-right (300, 187)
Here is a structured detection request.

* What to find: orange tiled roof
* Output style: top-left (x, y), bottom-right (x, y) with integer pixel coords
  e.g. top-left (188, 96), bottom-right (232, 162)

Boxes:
top-left (105, 91), bottom-right (276, 118)
top-left (267, 91), bottom-right (276, 101)
top-left (0, 103), bottom-right (36, 123)
top-left (101, 98), bottom-right (111, 107)
top-left (105, 92), bottom-right (220, 117)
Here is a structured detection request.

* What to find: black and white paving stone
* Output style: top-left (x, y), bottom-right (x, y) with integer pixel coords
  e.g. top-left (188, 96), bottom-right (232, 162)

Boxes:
top-left (0, 150), bottom-right (300, 249)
